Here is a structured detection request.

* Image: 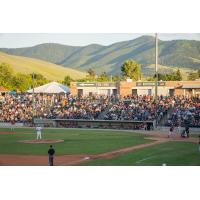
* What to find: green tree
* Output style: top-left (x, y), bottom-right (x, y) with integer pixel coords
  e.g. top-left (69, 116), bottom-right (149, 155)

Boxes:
top-left (97, 72), bottom-right (110, 82)
top-left (197, 69), bottom-right (200, 78)
top-left (87, 68), bottom-right (96, 80)
top-left (156, 73), bottom-right (166, 81)
top-left (0, 63), bottom-right (14, 89)
top-left (146, 77), bottom-right (155, 81)
top-left (63, 75), bottom-right (73, 86)
top-left (188, 72), bottom-right (199, 80)
top-left (174, 69), bottom-right (182, 81)
top-left (76, 78), bottom-right (88, 82)
top-left (121, 60), bottom-right (141, 81)
top-left (156, 69), bottom-right (182, 81)
top-left (30, 73), bottom-right (49, 87)
top-left (112, 74), bottom-right (125, 82)
top-left (12, 73), bottom-right (32, 92)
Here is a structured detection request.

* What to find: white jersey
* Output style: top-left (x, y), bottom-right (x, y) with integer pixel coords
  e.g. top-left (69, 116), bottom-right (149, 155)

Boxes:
top-left (36, 127), bottom-right (42, 133)
top-left (36, 126), bottom-right (42, 140)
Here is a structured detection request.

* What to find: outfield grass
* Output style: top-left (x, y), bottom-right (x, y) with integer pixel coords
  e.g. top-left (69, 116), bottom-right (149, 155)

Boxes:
top-left (83, 141), bottom-right (200, 166)
top-left (0, 128), bottom-right (149, 155)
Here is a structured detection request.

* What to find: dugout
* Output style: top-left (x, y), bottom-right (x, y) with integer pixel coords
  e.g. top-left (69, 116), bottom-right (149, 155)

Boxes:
top-left (34, 118), bottom-right (155, 130)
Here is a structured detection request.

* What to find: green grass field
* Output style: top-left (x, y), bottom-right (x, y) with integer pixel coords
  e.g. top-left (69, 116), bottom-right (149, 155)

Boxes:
top-left (83, 141), bottom-right (200, 166)
top-left (0, 127), bottom-right (199, 166)
top-left (0, 128), bottom-right (149, 155)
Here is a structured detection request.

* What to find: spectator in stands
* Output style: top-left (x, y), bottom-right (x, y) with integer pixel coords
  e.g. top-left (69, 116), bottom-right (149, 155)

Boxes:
top-left (0, 93), bottom-right (199, 131)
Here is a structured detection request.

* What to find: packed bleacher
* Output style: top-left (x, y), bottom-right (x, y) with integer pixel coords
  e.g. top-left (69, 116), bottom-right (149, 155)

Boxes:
top-left (103, 95), bottom-right (171, 122)
top-left (0, 93), bottom-right (109, 122)
top-left (166, 96), bottom-right (200, 128)
top-left (0, 93), bottom-right (199, 128)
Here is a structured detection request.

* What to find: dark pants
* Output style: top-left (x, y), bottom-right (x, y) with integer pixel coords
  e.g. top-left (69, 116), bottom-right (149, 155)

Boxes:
top-left (48, 155), bottom-right (54, 166)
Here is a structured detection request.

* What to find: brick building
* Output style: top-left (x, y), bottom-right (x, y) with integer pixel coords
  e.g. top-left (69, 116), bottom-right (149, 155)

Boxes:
top-left (70, 79), bottom-right (200, 96)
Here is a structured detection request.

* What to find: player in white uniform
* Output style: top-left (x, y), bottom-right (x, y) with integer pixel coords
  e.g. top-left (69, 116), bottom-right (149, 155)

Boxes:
top-left (36, 126), bottom-right (42, 140)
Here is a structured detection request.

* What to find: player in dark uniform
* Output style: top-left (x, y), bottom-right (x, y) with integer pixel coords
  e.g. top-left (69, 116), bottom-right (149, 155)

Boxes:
top-left (48, 145), bottom-right (55, 166)
top-left (10, 119), bottom-right (15, 131)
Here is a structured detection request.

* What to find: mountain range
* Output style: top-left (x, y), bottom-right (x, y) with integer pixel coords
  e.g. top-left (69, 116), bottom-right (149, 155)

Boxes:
top-left (1, 35), bottom-right (200, 76)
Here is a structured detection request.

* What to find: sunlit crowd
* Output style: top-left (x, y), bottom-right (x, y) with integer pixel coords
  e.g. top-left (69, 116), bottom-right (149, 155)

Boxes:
top-left (0, 93), bottom-right (199, 127)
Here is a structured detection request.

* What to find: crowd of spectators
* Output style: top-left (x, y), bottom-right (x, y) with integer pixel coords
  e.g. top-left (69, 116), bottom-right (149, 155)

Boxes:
top-left (166, 96), bottom-right (200, 128)
top-left (0, 94), bottom-right (33, 123)
top-left (103, 95), bottom-right (171, 122)
top-left (0, 93), bottom-right (109, 122)
top-left (0, 93), bottom-right (199, 128)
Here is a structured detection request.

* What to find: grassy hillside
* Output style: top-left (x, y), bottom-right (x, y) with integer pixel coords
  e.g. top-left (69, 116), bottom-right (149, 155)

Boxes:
top-left (1, 36), bottom-right (200, 75)
top-left (0, 51), bottom-right (86, 81)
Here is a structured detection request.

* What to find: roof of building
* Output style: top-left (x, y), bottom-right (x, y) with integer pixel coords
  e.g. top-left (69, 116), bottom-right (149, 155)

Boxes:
top-left (27, 82), bottom-right (70, 94)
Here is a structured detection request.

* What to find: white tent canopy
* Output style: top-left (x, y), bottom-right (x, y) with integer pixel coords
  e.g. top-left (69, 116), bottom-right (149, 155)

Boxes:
top-left (27, 82), bottom-right (70, 94)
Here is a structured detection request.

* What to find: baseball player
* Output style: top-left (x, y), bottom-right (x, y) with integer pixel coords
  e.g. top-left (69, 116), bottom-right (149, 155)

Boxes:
top-left (10, 118), bottom-right (16, 131)
top-left (36, 125), bottom-right (42, 140)
top-left (168, 126), bottom-right (174, 138)
top-left (48, 145), bottom-right (55, 166)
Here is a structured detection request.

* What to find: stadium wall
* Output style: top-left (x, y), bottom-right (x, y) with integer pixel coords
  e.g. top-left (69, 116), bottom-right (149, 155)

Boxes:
top-left (34, 118), bottom-right (155, 130)
top-left (0, 122), bottom-right (24, 127)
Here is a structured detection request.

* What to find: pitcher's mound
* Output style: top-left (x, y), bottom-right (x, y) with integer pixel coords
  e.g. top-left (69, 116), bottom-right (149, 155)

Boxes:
top-left (19, 139), bottom-right (64, 144)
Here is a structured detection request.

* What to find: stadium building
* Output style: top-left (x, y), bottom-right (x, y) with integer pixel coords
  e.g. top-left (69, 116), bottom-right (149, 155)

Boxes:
top-left (70, 79), bottom-right (200, 96)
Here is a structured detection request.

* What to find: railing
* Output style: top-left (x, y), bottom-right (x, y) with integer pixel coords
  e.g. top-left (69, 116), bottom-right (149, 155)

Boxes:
top-left (0, 122), bottom-right (24, 127)
top-left (34, 118), bottom-right (155, 130)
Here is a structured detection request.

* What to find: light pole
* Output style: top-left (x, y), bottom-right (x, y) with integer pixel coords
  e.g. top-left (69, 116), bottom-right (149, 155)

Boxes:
top-left (155, 33), bottom-right (158, 128)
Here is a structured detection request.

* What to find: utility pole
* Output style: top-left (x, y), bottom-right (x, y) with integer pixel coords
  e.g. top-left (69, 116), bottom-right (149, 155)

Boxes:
top-left (155, 33), bottom-right (158, 128)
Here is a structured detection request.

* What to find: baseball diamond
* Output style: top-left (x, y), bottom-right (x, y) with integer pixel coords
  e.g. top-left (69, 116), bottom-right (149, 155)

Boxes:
top-left (0, 33), bottom-right (200, 166)
top-left (0, 127), bottom-right (199, 166)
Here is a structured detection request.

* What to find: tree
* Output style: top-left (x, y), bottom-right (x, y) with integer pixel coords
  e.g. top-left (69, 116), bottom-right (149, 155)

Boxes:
top-left (30, 73), bottom-right (49, 87)
top-left (188, 72), bottom-right (199, 80)
top-left (174, 69), bottom-right (182, 81)
top-left (155, 69), bottom-right (182, 81)
top-left (146, 77), bottom-right (155, 81)
top-left (0, 63), bottom-right (13, 89)
top-left (12, 73), bottom-right (32, 92)
top-left (76, 78), bottom-right (88, 82)
top-left (87, 68), bottom-right (96, 80)
top-left (63, 75), bottom-right (73, 86)
top-left (97, 72), bottom-right (110, 82)
top-left (197, 69), bottom-right (200, 78)
top-left (121, 60), bottom-right (141, 81)
top-left (112, 74), bottom-right (125, 82)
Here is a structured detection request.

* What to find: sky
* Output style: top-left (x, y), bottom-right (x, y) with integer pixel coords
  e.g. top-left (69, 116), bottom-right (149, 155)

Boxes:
top-left (0, 33), bottom-right (200, 48)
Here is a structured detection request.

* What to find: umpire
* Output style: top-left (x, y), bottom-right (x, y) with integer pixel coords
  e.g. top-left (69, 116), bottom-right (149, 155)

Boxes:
top-left (48, 145), bottom-right (55, 166)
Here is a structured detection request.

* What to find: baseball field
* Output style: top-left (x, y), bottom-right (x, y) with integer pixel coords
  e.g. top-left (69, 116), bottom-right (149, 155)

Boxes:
top-left (0, 127), bottom-right (199, 166)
